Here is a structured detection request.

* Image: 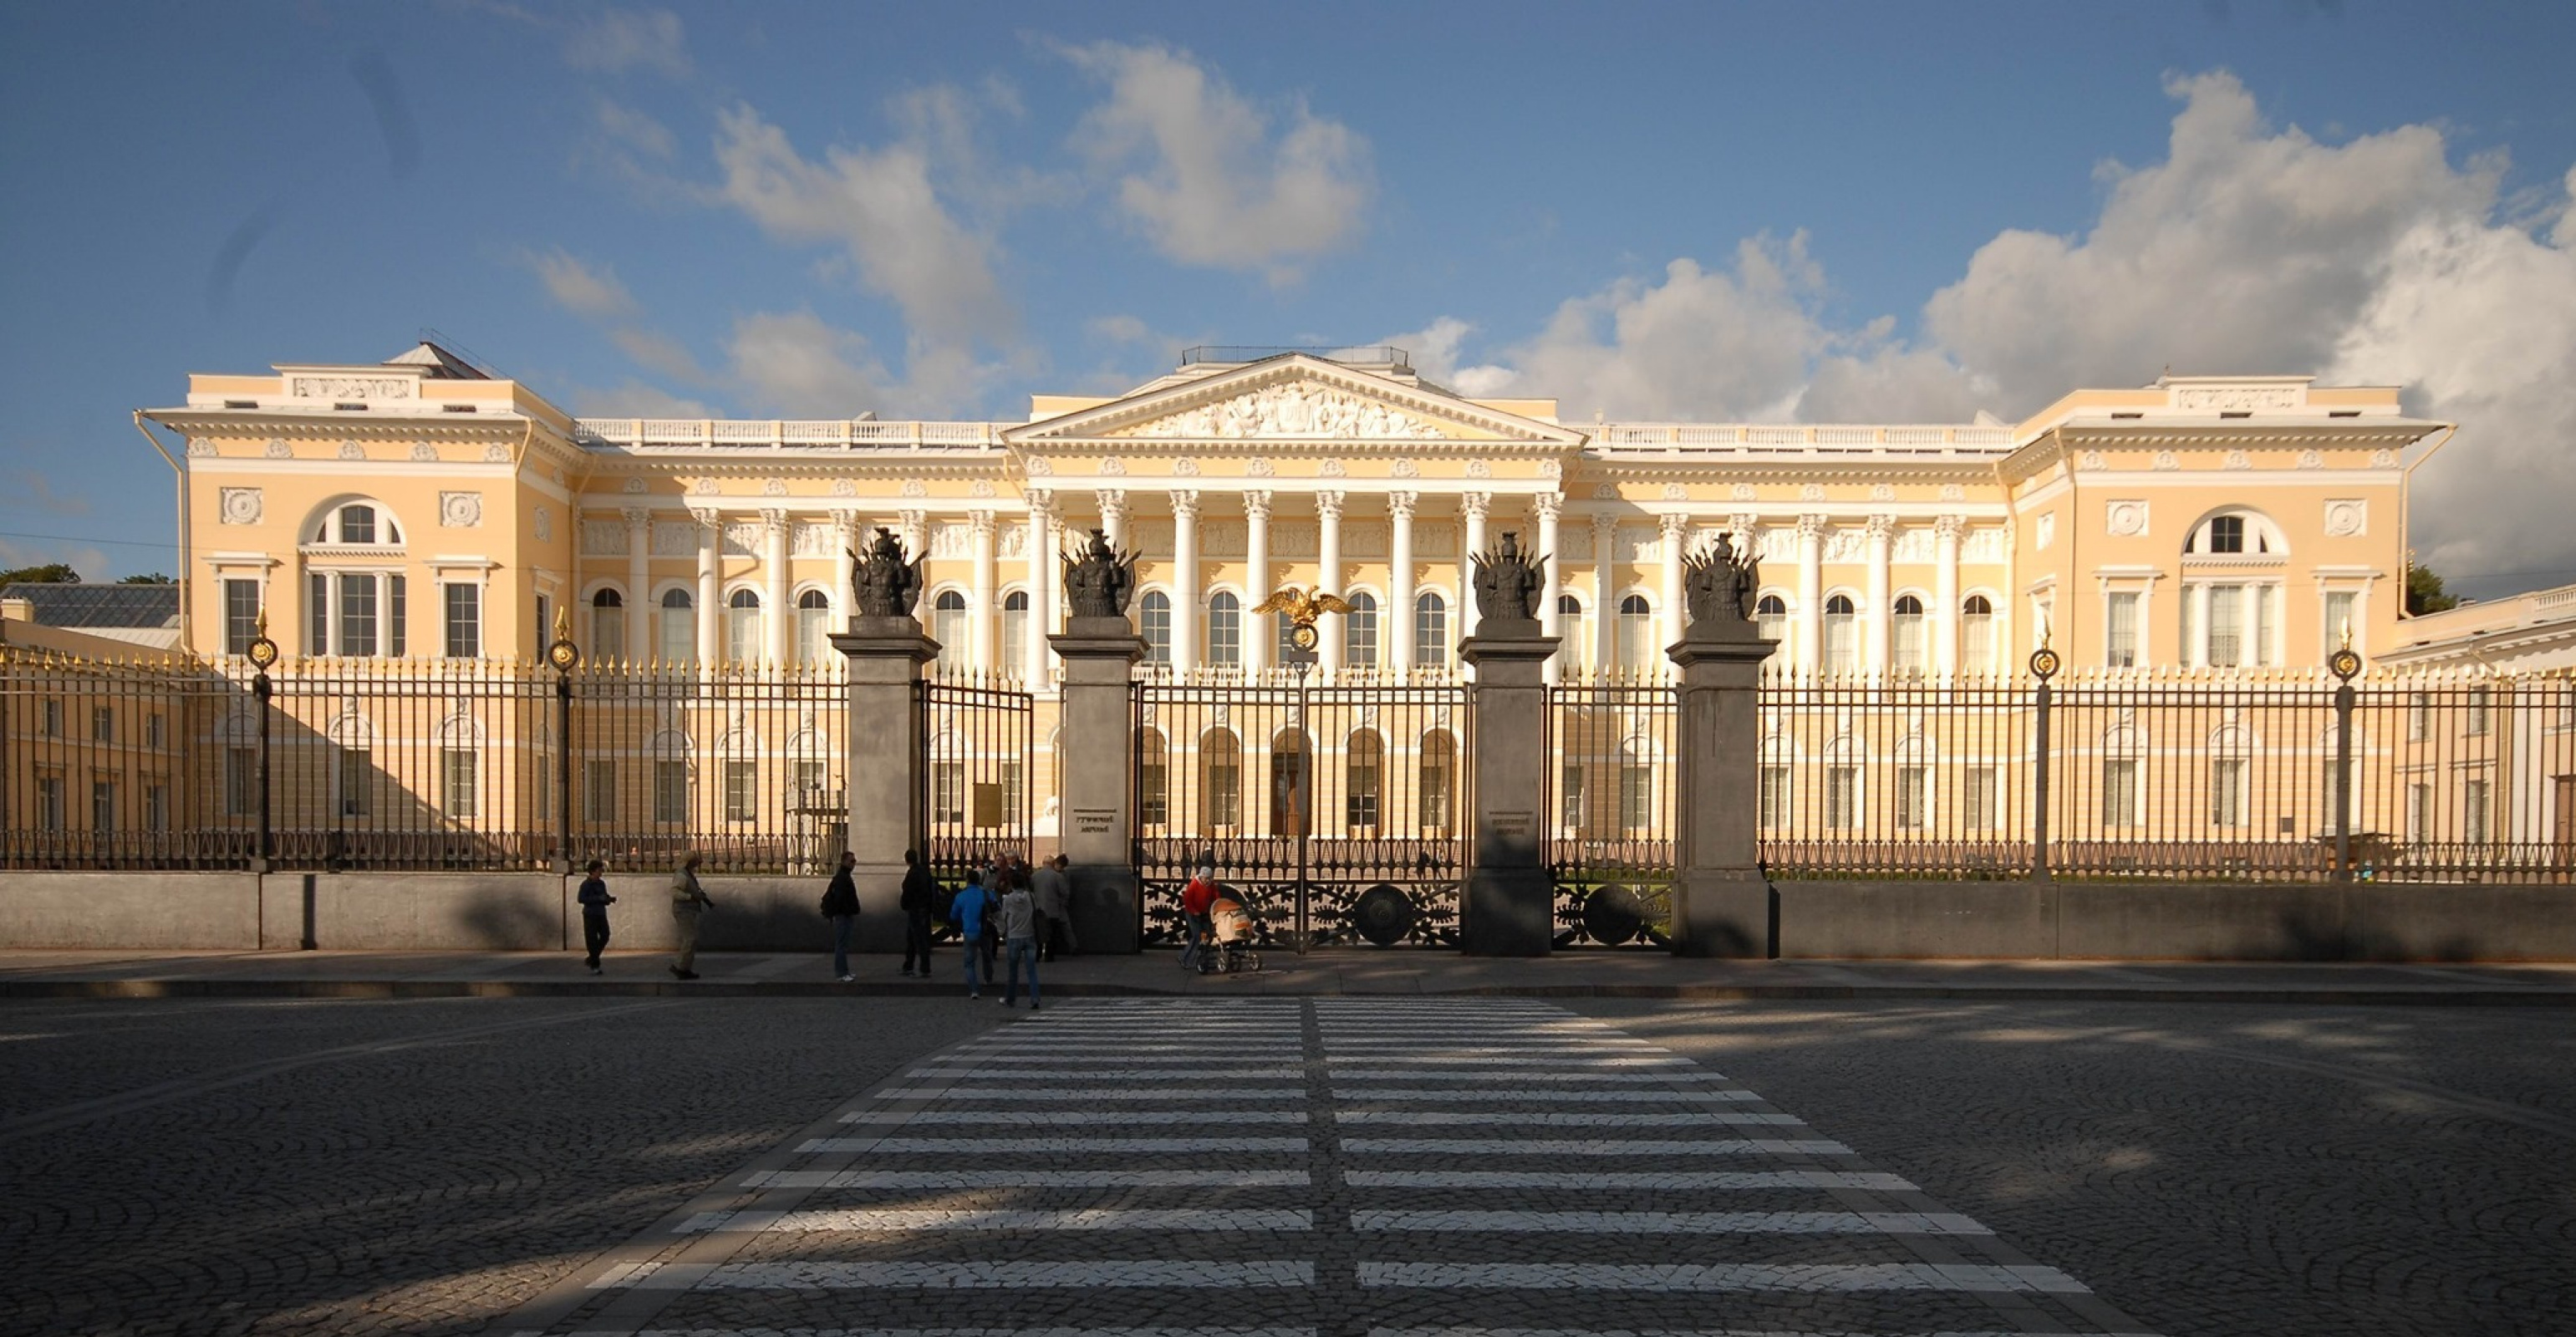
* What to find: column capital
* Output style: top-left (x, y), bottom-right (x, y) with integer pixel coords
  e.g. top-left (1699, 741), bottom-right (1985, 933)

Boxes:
top-left (1591, 510), bottom-right (1617, 536)
top-left (970, 509), bottom-right (997, 535)
top-left (1797, 513), bottom-right (1828, 538)
top-left (1388, 490), bottom-right (1419, 517)
top-left (1460, 491), bottom-right (1492, 520)
top-left (1728, 512), bottom-right (1759, 539)
top-left (1316, 490), bottom-right (1347, 518)
top-left (761, 507), bottom-right (790, 532)
top-left (1866, 513), bottom-right (1896, 540)
top-left (899, 507), bottom-right (928, 535)
top-left (1531, 493), bottom-right (1563, 522)
top-left (1935, 513), bottom-right (1966, 540)
top-left (832, 511), bottom-right (863, 539)
top-left (688, 506), bottom-right (721, 531)
top-left (1094, 489), bottom-right (1128, 519)
top-left (1025, 490), bottom-right (1055, 519)
top-left (1242, 489), bottom-right (1273, 520)
top-left (620, 506), bottom-right (651, 528)
top-left (1169, 489), bottom-right (1202, 520)
top-left (1659, 511), bottom-right (1692, 540)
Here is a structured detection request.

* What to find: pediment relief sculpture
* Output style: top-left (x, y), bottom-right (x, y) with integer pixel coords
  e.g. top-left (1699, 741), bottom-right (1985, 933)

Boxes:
top-left (1114, 379), bottom-right (1449, 441)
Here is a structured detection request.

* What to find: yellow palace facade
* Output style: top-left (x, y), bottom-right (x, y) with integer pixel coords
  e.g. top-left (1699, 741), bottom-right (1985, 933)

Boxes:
top-left (150, 342), bottom-right (2438, 684)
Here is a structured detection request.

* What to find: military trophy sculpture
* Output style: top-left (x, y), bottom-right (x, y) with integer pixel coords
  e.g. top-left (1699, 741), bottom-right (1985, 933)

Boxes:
top-left (1061, 528), bottom-right (1139, 621)
top-left (1470, 530), bottom-right (1549, 630)
top-left (1681, 529), bottom-right (1763, 638)
top-left (848, 526), bottom-right (927, 621)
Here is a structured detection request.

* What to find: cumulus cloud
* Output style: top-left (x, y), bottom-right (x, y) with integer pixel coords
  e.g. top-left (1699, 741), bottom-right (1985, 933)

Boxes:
top-left (526, 247), bottom-right (639, 321)
top-left (608, 327), bottom-right (710, 384)
top-left (1064, 41), bottom-right (1371, 280)
top-left (567, 379), bottom-right (717, 419)
top-left (594, 96), bottom-right (676, 160)
top-left (725, 310), bottom-right (1008, 419)
top-left (564, 8), bottom-right (690, 78)
top-left (713, 104), bottom-right (1011, 345)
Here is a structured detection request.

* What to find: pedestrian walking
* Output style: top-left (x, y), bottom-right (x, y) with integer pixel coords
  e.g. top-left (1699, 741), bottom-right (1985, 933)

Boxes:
top-left (999, 873), bottom-right (1041, 1009)
top-left (1179, 860), bottom-right (1219, 971)
top-left (1033, 852), bottom-right (1077, 961)
top-left (949, 870), bottom-right (994, 999)
top-left (899, 847), bottom-right (937, 977)
top-left (577, 858), bottom-right (616, 974)
top-left (669, 851), bottom-right (713, 980)
top-left (820, 850), bottom-right (859, 982)
top-left (974, 852), bottom-right (1004, 983)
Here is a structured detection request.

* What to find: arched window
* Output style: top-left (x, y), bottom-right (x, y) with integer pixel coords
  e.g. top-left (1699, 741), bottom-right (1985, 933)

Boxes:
top-left (1961, 595), bottom-right (1995, 675)
top-left (1139, 591), bottom-right (1172, 666)
top-left (1207, 591), bottom-right (1242, 667)
top-left (1275, 610), bottom-right (1301, 663)
top-left (303, 501), bottom-right (409, 658)
top-left (999, 590), bottom-right (1029, 678)
top-left (1616, 594), bottom-right (1652, 670)
top-left (725, 589), bottom-right (763, 665)
top-left (1823, 594), bottom-right (1858, 674)
top-left (794, 589), bottom-right (832, 668)
top-left (659, 587), bottom-right (696, 665)
top-left (1344, 728), bottom-right (1384, 832)
top-left (590, 588), bottom-right (625, 662)
top-left (1756, 593), bottom-right (1787, 647)
top-left (1413, 592), bottom-right (1447, 668)
top-left (310, 501), bottom-right (404, 546)
top-left (1418, 729), bottom-right (1456, 834)
top-left (932, 590), bottom-right (969, 669)
top-left (1891, 594), bottom-right (1926, 675)
top-left (1556, 593), bottom-right (1588, 674)
top-left (1270, 728), bottom-right (1311, 836)
top-left (1345, 592), bottom-right (1379, 668)
top-left (2185, 510), bottom-right (2286, 556)
top-left (1199, 728), bottom-right (1242, 833)
top-left (1136, 726), bottom-right (1168, 827)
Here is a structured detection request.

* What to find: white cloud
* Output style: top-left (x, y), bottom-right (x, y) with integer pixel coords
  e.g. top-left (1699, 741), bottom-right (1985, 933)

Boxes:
top-left (712, 104), bottom-right (1010, 345)
top-left (594, 96), bottom-right (676, 160)
top-left (564, 8), bottom-right (690, 78)
top-left (1064, 41), bottom-right (1371, 279)
top-left (608, 327), bottom-right (709, 384)
top-left (527, 248), bottom-right (638, 321)
top-left (566, 379), bottom-right (717, 419)
top-left (725, 310), bottom-right (1006, 419)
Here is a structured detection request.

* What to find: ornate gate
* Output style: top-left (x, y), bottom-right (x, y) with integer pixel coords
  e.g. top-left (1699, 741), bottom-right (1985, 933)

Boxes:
top-left (1134, 678), bottom-right (1469, 948)
top-left (1546, 680), bottom-right (1679, 947)
top-left (916, 679), bottom-right (1036, 885)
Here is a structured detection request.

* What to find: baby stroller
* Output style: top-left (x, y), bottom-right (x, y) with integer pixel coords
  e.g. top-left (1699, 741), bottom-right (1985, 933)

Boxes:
top-left (1198, 888), bottom-right (1263, 974)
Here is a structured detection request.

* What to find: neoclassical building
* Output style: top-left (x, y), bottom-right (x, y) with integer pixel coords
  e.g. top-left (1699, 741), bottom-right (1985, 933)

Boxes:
top-left (149, 342), bottom-right (2442, 684)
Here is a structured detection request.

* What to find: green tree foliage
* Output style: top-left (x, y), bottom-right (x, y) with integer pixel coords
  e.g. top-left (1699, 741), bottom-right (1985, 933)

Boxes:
top-left (2405, 560), bottom-right (2460, 615)
top-left (0, 562), bottom-right (82, 587)
top-left (117, 572), bottom-right (176, 584)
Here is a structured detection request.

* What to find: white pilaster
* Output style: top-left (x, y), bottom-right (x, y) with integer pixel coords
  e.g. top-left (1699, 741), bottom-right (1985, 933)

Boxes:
top-left (1023, 493), bottom-right (1052, 687)
top-left (623, 506), bottom-right (651, 664)
top-left (1796, 514), bottom-right (1825, 675)
top-left (1592, 512), bottom-right (1617, 676)
top-left (1389, 491), bottom-right (1417, 680)
top-left (762, 508), bottom-right (791, 667)
top-left (1934, 515), bottom-right (1962, 679)
top-left (970, 509), bottom-right (996, 674)
top-left (1170, 490), bottom-right (1200, 676)
top-left (1317, 490), bottom-right (1345, 678)
top-left (1243, 491), bottom-right (1272, 675)
top-left (692, 507), bottom-right (720, 667)
top-left (1866, 514), bottom-right (1893, 679)
top-left (1660, 512), bottom-right (1689, 668)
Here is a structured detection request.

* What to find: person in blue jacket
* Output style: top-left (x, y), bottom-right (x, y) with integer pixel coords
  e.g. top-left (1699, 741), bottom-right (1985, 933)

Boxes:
top-left (948, 870), bottom-right (994, 999)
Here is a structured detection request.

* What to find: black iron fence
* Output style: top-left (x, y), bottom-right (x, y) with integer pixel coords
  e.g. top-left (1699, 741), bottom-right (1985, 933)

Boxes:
top-left (1547, 682), bottom-right (1679, 947)
top-left (1133, 676), bottom-right (1469, 948)
top-left (917, 678), bottom-right (1037, 885)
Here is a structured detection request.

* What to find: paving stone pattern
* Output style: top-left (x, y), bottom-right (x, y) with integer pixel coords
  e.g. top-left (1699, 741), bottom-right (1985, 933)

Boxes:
top-left (514, 998), bottom-right (2159, 1336)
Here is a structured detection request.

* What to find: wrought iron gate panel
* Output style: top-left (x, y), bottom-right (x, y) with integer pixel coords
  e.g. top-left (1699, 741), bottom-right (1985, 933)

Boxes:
top-left (1134, 678), bottom-right (1469, 948)
top-left (916, 679), bottom-right (1036, 886)
top-left (1546, 682), bottom-right (1680, 948)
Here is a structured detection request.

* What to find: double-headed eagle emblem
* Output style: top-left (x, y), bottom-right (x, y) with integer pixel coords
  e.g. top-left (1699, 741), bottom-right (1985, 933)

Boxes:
top-left (1252, 587), bottom-right (1351, 654)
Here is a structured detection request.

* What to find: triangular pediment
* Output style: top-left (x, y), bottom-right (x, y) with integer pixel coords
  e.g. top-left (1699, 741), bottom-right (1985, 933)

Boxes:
top-left (1006, 354), bottom-right (1583, 448)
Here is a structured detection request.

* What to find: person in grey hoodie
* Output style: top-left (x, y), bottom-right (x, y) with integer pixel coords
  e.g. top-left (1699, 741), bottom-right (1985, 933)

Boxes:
top-left (997, 876), bottom-right (1041, 1010)
top-left (1032, 853), bottom-right (1077, 962)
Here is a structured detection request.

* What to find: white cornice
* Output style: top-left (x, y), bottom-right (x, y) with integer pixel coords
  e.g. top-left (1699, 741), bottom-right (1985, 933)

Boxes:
top-left (1007, 353), bottom-right (1586, 448)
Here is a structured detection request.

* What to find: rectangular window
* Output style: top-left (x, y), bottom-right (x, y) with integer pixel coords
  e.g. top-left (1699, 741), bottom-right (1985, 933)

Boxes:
top-left (1207, 599), bottom-right (1240, 667)
top-left (339, 572), bottom-right (378, 658)
top-left (1896, 765), bottom-right (1927, 829)
top-left (792, 760), bottom-right (830, 811)
top-left (308, 572), bottom-right (329, 654)
top-left (1962, 610), bottom-right (1996, 676)
top-left (2409, 692), bottom-right (2430, 743)
top-left (653, 760), bottom-right (690, 824)
top-left (2105, 592), bottom-right (2139, 668)
top-left (595, 602), bottom-right (627, 663)
top-left (2211, 758), bottom-right (2245, 829)
top-left (91, 705), bottom-right (113, 742)
top-left (2102, 759), bottom-right (2138, 828)
top-left (2466, 779), bottom-right (2491, 845)
top-left (36, 775), bottom-right (64, 831)
top-left (1139, 598), bottom-right (1172, 666)
top-left (1346, 759), bottom-right (1382, 831)
top-left (388, 576), bottom-right (406, 657)
top-left (441, 749), bottom-right (479, 819)
top-left (1207, 756), bottom-right (1241, 830)
top-left (144, 781), bottom-right (169, 833)
top-left (93, 779), bottom-right (116, 832)
top-left (997, 760), bottom-right (1026, 827)
top-left (2253, 584), bottom-right (2277, 667)
top-left (222, 579), bottom-right (261, 655)
top-left (40, 699), bottom-right (60, 737)
top-left (933, 761), bottom-right (967, 825)
top-left (337, 746), bottom-right (373, 817)
top-left (1892, 611), bottom-right (1926, 675)
top-left (1560, 763), bottom-right (1586, 831)
top-left (995, 604), bottom-right (1025, 674)
top-left (723, 760), bottom-right (758, 822)
top-left (1345, 605), bottom-right (1377, 669)
top-left (2408, 781), bottom-right (2433, 842)
top-left (145, 712), bottom-right (165, 749)
top-left (1759, 765), bottom-right (1790, 831)
top-left (442, 584), bottom-right (481, 658)
top-left (1414, 600), bottom-right (1448, 668)
top-left (583, 760), bottom-right (617, 824)
top-left (1139, 753), bottom-right (1168, 827)
top-left (534, 594), bottom-right (552, 656)
top-left (1963, 766), bottom-right (1998, 831)
top-left (2467, 688), bottom-right (2492, 737)
top-left (225, 747), bottom-right (257, 817)
top-left (1825, 765), bottom-right (1858, 830)
top-left (2323, 590), bottom-right (2358, 657)
top-left (1617, 764), bottom-right (1651, 833)
top-left (2207, 586), bottom-right (2244, 667)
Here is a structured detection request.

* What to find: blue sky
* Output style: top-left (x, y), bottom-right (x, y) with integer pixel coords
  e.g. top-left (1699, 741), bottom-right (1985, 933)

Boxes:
top-left (3, 2), bottom-right (2573, 597)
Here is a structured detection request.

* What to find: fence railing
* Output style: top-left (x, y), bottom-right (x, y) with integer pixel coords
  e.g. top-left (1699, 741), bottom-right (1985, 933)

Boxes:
top-left (918, 679), bottom-right (1036, 885)
top-left (1547, 682), bottom-right (1679, 946)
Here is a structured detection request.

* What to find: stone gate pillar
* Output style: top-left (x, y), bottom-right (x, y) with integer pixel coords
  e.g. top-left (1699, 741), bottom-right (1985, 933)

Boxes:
top-left (1049, 613), bottom-right (1146, 954)
top-left (1458, 531), bottom-right (1560, 957)
top-left (832, 613), bottom-right (939, 953)
top-left (1667, 534), bottom-right (1779, 958)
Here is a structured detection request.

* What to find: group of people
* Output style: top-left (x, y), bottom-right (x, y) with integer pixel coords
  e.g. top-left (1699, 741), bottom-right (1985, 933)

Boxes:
top-left (570, 848), bottom-right (1077, 999)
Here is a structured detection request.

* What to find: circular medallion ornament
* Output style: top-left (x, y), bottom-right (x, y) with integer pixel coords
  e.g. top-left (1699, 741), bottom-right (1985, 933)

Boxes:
top-left (1581, 883), bottom-right (1647, 947)
top-left (1290, 623), bottom-right (1320, 653)
top-left (547, 638), bottom-right (583, 673)
top-left (1351, 883), bottom-right (1418, 948)
top-left (247, 634), bottom-right (279, 670)
top-left (2329, 647), bottom-right (2363, 681)
top-left (2029, 646), bottom-right (2061, 680)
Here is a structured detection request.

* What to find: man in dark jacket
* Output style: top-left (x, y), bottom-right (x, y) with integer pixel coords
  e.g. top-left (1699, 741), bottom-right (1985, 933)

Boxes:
top-left (899, 847), bottom-right (938, 978)
top-left (577, 859), bottom-right (616, 974)
top-left (822, 850), bottom-right (860, 982)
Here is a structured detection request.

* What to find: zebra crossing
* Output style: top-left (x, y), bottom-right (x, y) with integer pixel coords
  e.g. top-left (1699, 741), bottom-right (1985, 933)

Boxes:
top-left (514, 997), bottom-right (2157, 1336)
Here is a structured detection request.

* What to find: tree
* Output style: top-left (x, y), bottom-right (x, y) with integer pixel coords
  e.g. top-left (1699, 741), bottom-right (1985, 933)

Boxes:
top-left (117, 572), bottom-right (176, 585)
top-left (0, 562), bottom-right (81, 587)
top-left (2405, 559), bottom-right (2460, 616)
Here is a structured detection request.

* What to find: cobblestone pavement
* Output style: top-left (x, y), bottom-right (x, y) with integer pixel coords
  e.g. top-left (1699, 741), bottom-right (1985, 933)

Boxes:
top-left (507, 998), bottom-right (2158, 1336)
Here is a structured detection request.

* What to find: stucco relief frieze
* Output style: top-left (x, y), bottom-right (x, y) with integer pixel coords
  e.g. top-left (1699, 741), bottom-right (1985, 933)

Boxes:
top-left (1938, 484), bottom-right (1965, 501)
top-left (2079, 450), bottom-right (2106, 471)
top-left (219, 487), bottom-right (262, 526)
top-left (1662, 483), bottom-right (1688, 501)
top-left (2035, 513), bottom-right (2057, 551)
top-left (1320, 459), bottom-right (1348, 477)
top-left (623, 476), bottom-right (647, 493)
top-left (1098, 458), bottom-right (1128, 476)
top-left (2222, 450), bottom-right (2252, 470)
top-left (1756, 528), bottom-right (1797, 563)
top-left (831, 479), bottom-right (857, 497)
top-left (1964, 527), bottom-right (2008, 562)
top-left (2298, 450), bottom-right (2324, 469)
top-left (2153, 451), bottom-right (2179, 470)
top-left (900, 479), bottom-right (928, 496)
top-left (1343, 522), bottom-right (1388, 560)
top-left (1868, 484), bottom-right (1895, 501)
top-left (1024, 456), bottom-right (1054, 475)
top-left (533, 507), bottom-right (552, 542)
top-left (1892, 528), bottom-right (1934, 563)
top-left (288, 375), bottom-right (415, 401)
top-left (930, 522), bottom-right (970, 558)
top-left (411, 444), bottom-right (439, 462)
top-left (2106, 501), bottom-right (2149, 537)
top-left (2371, 450), bottom-right (2400, 468)
top-left (1799, 484), bottom-right (1827, 502)
top-left (484, 445), bottom-right (511, 463)
top-left (265, 440), bottom-right (292, 459)
top-left (439, 491), bottom-right (482, 528)
top-left (1465, 460), bottom-right (1492, 479)
top-left (691, 479), bottom-right (718, 496)
top-left (722, 521), bottom-right (761, 557)
top-left (1419, 527), bottom-right (1456, 559)
top-left (339, 441), bottom-right (365, 460)
top-left (1823, 528), bottom-right (1866, 563)
top-left (582, 520), bottom-right (629, 557)
top-left (2324, 500), bottom-right (2367, 537)
top-left (1172, 458), bottom-right (1201, 477)
top-left (1731, 483), bottom-right (1757, 501)
top-left (791, 521), bottom-right (836, 557)
top-left (1247, 457), bottom-right (1276, 477)
top-left (1201, 521), bottom-right (1245, 557)
top-left (1560, 526), bottom-right (1593, 561)
top-left (650, 522), bottom-right (697, 557)
top-left (1270, 521), bottom-right (1317, 559)
top-left (2174, 384), bottom-right (2300, 410)
top-left (1119, 380), bottom-right (1448, 440)
top-left (186, 440), bottom-right (216, 458)
top-left (1000, 522), bottom-right (1029, 559)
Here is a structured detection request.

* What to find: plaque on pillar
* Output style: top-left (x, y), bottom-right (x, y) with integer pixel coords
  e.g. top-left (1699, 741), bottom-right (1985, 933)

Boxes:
top-left (1459, 531), bottom-right (1560, 956)
top-left (829, 527), bottom-right (941, 953)
top-left (1667, 531), bottom-right (1779, 958)
top-left (1049, 528), bottom-right (1148, 951)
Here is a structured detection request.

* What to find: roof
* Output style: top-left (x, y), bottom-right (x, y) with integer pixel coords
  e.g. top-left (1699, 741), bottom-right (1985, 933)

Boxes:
top-left (0, 582), bottom-right (181, 628)
top-left (384, 340), bottom-right (489, 379)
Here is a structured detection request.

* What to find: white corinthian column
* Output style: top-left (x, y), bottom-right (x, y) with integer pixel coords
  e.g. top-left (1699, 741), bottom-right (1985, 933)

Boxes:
top-left (1389, 490), bottom-right (1417, 681)
top-left (763, 509), bottom-right (791, 667)
top-left (1316, 490), bottom-right (1345, 679)
top-left (1170, 490), bottom-right (1200, 676)
top-left (1795, 514), bottom-right (1825, 676)
top-left (1660, 511), bottom-right (1689, 669)
top-left (1243, 491), bottom-right (1272, 675)
top-left (1535, 493), bottom-right (1562, 685)
top-left (970, 509), bottom-right (996, 674)
top-left (1024, 492), bottom-right (1053, 687)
